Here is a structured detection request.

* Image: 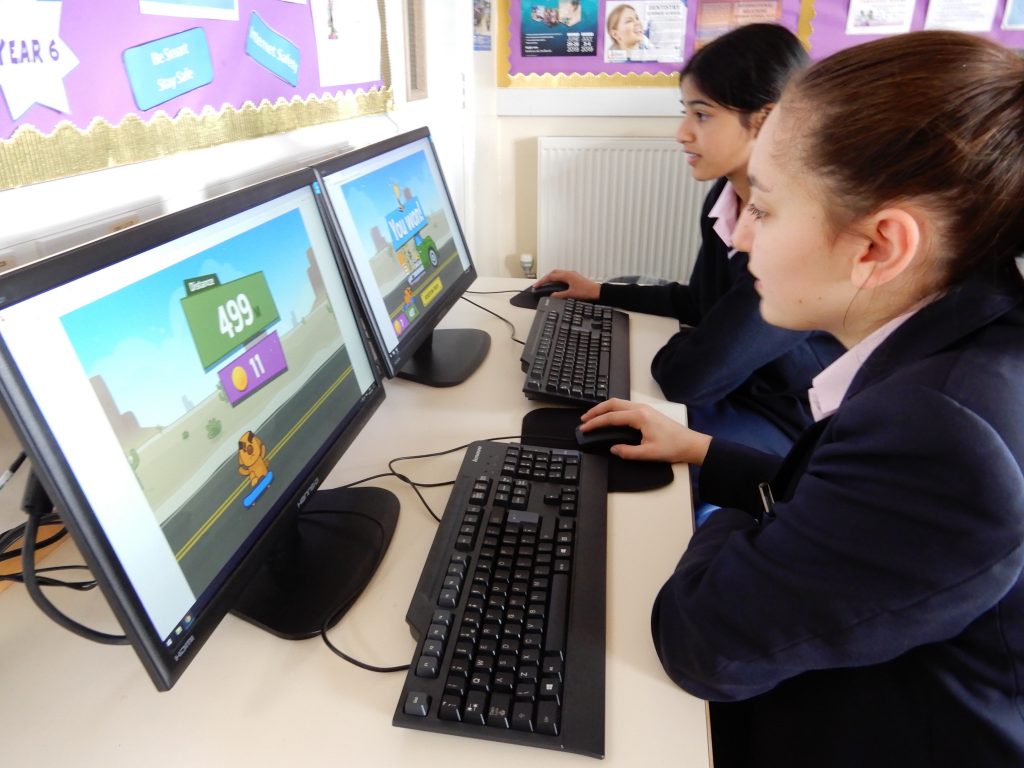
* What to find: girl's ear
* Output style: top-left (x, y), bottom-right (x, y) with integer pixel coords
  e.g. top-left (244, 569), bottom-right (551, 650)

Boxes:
top-left (849, 207), bottom-right (923, 289)
top-left (750, 105), bottom-right (774, 136)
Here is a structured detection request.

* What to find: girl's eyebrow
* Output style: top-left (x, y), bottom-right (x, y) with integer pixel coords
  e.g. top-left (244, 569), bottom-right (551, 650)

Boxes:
top-left (683, 99), bottom-right (715, 109)
top-left (748, 173), bottom-right (771, 193)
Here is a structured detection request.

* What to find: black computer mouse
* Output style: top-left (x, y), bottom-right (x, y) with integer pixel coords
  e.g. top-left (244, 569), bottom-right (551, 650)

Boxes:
top-left (574, 424), bottom-right (643, 454)
top-left (530, 280), bottom-right (569, 296)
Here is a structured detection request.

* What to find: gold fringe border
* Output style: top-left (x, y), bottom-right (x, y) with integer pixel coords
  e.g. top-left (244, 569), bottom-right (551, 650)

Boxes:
top-left (0, 87), bottom-right (393, 191)
top-left (500, 71), bottom-right (679, 88)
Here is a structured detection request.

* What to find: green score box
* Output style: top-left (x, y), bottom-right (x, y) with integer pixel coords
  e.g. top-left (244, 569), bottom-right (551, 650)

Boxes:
top-left (180, 272), bottom-right (280, 370)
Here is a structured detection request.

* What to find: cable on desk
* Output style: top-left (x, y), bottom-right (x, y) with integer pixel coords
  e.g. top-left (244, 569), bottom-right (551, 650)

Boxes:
top-left (341, 470), bottom-right (446, 523)
top-left (460, 296), bottom-right (525, 345)
top-left (310, 506), bottom-right (412, 674)
top-left (464, 289), bottom-right (521, 295)
top-left (0, 564), bottom-right (98, 590)
top-left (0, 511), bottom-right (67, 562)
top-left (20, 487), bottom-right (128, 645)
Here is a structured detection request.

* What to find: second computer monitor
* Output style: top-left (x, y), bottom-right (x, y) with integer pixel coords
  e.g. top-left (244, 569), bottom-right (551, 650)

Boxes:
top-left (315, 128), bottom-right (488, 387)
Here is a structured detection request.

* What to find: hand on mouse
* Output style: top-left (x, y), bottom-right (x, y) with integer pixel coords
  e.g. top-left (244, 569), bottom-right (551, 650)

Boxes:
top-left (580, 398), bottom-right (712, 465)
top-left (533, 269), bottom-right (601, 301)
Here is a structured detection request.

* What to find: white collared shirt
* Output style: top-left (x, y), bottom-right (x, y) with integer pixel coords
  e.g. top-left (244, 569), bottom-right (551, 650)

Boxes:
top-left (808, 300), bottom-right (934, 422)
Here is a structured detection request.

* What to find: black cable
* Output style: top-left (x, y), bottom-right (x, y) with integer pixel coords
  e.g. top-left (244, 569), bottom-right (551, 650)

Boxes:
top-left (341, 470), bottom-right (446, 522)
top-left (460, 296), bottom-right (525, 345)
top-left (21, 502), bottom-right (129, 645)
top-left (0, 516), bottom-right (68, 562)
top-left (314, 506), bottom-right (411, 673)
top-left (1, 564), bottom-right (98, 590)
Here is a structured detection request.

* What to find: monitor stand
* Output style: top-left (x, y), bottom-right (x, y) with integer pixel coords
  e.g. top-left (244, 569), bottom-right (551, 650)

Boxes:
top-left (397, 328), bottom-right (490, 387)
top-left (232, 486), bottom-right (399, 640)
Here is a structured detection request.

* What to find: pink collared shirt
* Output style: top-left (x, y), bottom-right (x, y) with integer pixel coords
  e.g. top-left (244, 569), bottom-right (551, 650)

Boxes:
top-left (808, 300), bottom-right (935, 422)
top-left (708, 180), bottom-right (739, 255)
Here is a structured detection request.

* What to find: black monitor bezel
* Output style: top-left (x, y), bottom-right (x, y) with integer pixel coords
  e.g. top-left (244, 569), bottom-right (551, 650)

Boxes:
top-left (0, 167), bottom-right (386, 690)
top-left (313, 126), bottom-right (479, 380)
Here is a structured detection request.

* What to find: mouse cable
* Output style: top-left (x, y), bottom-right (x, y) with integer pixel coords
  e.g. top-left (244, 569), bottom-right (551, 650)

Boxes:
top-left (386, 434), bottom-right (525, 523)
top-left (1, 510), bottom-right (67, 563)
top-left (0, 564), bottom-right (98, 590)
top-left (313, 507), bottom-right (411, 674)
top-left (20, 494), bottom-right (128, 646)
top-left (340, 470), bottom-right (445, 523)
top-left (460, 296), bottom-right (525, 345)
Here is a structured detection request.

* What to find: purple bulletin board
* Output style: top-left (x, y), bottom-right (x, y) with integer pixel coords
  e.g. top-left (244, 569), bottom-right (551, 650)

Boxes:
top-left (804, 1), bottom-right (1024, 59)
top-left (499, 0), bottom-right (1024, 89)
top-left (0, 0), bottom-right (386, 139)
top-left (0, 0), bottom-right (388, 189)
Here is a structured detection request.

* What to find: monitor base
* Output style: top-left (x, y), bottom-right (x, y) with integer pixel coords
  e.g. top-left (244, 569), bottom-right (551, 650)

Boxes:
top-left (396, 328), bottom-right (490, 387)
top-left (231, 486), bottom-right (399, 640)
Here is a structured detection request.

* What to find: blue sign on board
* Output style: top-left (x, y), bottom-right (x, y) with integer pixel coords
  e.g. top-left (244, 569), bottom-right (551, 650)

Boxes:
top-left (122, 28), bottom-right (214, 111)
top-left (244, 12), bottom-right (300, 87)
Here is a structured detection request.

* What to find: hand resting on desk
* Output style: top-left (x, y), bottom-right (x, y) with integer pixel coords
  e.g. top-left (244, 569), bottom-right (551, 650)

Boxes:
top-left (580, 398), bottom-right (712, 466)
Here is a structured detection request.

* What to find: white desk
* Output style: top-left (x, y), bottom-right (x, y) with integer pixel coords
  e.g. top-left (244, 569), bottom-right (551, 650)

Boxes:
top-left (0, 277), bottom-right (709, 767)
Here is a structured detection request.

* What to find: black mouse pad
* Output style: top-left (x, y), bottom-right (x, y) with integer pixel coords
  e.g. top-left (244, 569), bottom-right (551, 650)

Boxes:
top-left (520, 407), bottom-right (673, 494)
top-left (509, 287), bottom-right (542, 309)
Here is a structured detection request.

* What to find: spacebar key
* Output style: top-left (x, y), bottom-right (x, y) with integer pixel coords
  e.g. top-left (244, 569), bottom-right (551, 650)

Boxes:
top-left (544, 573), bottom-right (570, 658)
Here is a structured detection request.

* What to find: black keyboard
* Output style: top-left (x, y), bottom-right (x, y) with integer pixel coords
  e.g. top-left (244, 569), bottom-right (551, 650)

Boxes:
top-left (393, 440), bottom-right (608, 758)
top-left (520, 297), bottom-right (630, 407)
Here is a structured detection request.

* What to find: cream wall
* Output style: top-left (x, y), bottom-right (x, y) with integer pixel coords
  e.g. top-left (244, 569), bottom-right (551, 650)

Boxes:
top-left (467, 33), bottom-right (680, 278)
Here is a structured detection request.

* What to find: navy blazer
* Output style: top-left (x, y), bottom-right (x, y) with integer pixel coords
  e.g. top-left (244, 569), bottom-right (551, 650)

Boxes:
top-left (652, 275), bottom-right (1024, 767)
top-left (599, 178), bottom-right (842, 440)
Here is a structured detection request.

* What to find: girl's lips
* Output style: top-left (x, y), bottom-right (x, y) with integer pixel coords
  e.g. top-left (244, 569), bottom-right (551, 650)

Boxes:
top-left (685, 152), bottom-right (700, 166)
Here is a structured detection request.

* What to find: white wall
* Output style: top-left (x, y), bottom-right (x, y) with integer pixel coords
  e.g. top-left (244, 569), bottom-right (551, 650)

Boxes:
top-left (469, 33), bottom-right (680, 278)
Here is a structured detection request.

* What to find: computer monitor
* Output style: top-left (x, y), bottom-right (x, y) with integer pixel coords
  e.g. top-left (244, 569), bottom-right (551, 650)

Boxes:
top-left (0, 168), bottom-right (397, 691)
top-left (315, 127), bottom-right (489, 387)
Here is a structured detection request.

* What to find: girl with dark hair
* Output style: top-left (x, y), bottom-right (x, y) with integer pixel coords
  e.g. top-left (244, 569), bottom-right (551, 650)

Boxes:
top-left (536, 25), bottom-right (842, 519)
top-left (581, 30), bottom-right (1024, 766)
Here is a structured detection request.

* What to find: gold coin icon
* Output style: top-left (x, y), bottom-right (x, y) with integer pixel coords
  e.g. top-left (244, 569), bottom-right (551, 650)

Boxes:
top-left (231, 366), bottom-right (248, 392)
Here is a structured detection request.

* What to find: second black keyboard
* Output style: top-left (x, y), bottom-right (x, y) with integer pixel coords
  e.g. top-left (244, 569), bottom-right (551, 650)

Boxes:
top-left (393, 439), bottom-right (608, 758)
top-left (521, 296), bottom-right (630, 408)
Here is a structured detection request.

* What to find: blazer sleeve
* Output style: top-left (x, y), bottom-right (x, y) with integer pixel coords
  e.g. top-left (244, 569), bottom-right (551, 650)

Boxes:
top-left (650, 268), bottom-right (813, 405)
top-left (651, 381), bottom-right (1024, 702)
top-left (599, 281), bottom-right (698, 324)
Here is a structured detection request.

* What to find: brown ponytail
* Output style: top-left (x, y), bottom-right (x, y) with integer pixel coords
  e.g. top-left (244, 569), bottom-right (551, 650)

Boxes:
top-left (782, 31), bottom-right (1024, 288)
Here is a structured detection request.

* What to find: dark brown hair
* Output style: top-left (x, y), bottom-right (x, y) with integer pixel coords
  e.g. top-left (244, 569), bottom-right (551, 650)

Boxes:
top-left (782, 31), bottom-right (1024, 288)
top-left (681, 24), bottom-right (808, 128)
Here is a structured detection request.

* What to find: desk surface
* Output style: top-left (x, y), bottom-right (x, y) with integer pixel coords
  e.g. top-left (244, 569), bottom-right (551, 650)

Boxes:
top-left (0, 277), bottom-right (709, 768)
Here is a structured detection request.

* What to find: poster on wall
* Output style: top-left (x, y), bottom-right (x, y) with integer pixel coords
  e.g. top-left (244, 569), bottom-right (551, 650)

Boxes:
top-left (140, 0), bottom-right (240, 21)
top-left (604, 1), bottom-right (686, 62)
top-left (475, 0), bottom-right (494, 50)
top-left (0, 0), bottom-right (388, 187)
top-left (924, 0), bottom-right (999, 31)
top-left (694, 0), bottom-right (781, 48)
top-left (845, 0), bottom-right (916, 35)
top-left (1003, 0), bottom-right (1024, 28)
top-left (505, 0), bottom-right (686, 84)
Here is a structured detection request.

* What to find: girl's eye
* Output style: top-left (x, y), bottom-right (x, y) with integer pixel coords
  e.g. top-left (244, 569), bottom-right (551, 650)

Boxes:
top-left (694, 112), bottom-right (709, 122)
top-left (746, 203), bottom-right (767, 221)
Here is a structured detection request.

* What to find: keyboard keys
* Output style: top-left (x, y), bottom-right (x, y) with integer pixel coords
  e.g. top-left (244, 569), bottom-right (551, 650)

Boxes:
top-left (521, 297), bottom-right (629, 407)
top-left (394, 440), bottom-right (607, 758)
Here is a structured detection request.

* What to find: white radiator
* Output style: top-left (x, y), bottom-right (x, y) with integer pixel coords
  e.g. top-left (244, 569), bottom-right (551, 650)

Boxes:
top-left (536, 136), bottom-right (712, 282)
